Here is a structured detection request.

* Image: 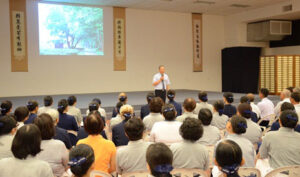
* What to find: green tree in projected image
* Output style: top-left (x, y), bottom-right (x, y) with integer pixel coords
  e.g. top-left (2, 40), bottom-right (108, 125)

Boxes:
top-left (39, 4), bottom-right (104, 55)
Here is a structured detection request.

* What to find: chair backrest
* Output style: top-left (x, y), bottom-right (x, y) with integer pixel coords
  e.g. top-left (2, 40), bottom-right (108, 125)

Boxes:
top-left (265, 165), bottom-right (300, 177)
top-left (239, 167), bottom-right (261, 177)
top-left (122, 171), bottom-right (149, 177)
top-left (171, 168), bottom-right (208, 177)
top-left (90, 170), bottom-right (112, 177)
top-left (206, 145), bottom-right (215, 168)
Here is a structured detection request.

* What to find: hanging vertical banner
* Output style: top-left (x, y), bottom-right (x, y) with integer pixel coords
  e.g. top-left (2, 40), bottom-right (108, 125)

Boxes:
top-left (9, 0), bottom-right (28, 72)
top-left (113, 7), bottom-right (126, 71)
top-left (192, 14), bottom-right (202, 72)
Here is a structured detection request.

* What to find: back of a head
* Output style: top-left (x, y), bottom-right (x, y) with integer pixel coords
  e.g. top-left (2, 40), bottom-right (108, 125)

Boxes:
top-left (291, 92), bottom-right (300, 103)
top-left (14, 106), bottom-right (29, 122)
top-left (180, 118), bottom-right (203, 142)
top-left (230, 115), bottom-right (247, 134)
top-left (280, 102), bottom-right (295, 112)
top-left (213, 100), bottom-right (225, 116)
top-left (239, 96), bottom-right (250, 104)
top-left (27, 100), bottom-right (39, 112)
top-left (223, 92), bottom-right (234, 103)
top-left (92, 98), bottom-right (101, 105)
top-left (260, 88), bottom-right (269, 98)
top-left (120, 104), bottom-right (134, 121)
top-left (44, 96), bottom-right (53, 107)
top-left (12, 124), bottom-right (42, 159)
top-left (146, 143), bottom-right (173, 177)
top-left (58, 99), bottom-right (68, 114)
top-left (44, 109), bottom-right (59, 123)
top-left (183, 98), bottom-right (196, 112)
top-left (281, 89), bottom-right (291, 99)
top-left (162, 104), bottom-right (176, 121)
top-left (68, 96), bottom-right (77, 106)
top-left (84, 112), bottom-right (104, 135)
top-left (237, 103), bottom-right (252, 119)
top-left (34, 113), bottom-right (55, 140)
top-left (147, 92), bottom-right (155, 103)
top-left (216, 140), bottom-right (243, 177)
top-left (124, 118), bottom-right (145, 141)
top-left (198, 91), bottom-right (208, 102)
top-left (1, 100), bottom-right (12, 116)
top-left (286, 87), bottom-right (294, 93)
top-left (0, 115), bottom-right (17, 136)
top-left (247, 93), bottom-right (255, 102)
top-left (89, 101), bottom-right (99, 112)
top-left (198, 108), bottom-right (213, 126)
top-left (150, 97), bottom-right (164, 113)
top-left (69, 144), bottom-right (95, 177)
top-left (167, 90), bottom-right (176, 101)
top-left (280, 110), bottom-right (298, 129)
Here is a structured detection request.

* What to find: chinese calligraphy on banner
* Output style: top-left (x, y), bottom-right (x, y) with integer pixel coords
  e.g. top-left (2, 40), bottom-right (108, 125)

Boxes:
top-left (12, 11), bottom-right (26, 60)
top-left (115, 18), bottom-right (125, 58)
top-left (192, 14), bottom-right (202, 72)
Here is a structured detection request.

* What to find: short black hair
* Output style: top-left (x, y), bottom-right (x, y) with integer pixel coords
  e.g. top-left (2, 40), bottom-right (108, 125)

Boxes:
top-left (291, 92), bottom-right (300, 103)
top-left (92, 98), bottom-right (101, 105)
top-left (68, 96), bottom-right (77, 106)
top-left (89, 101), bottom-right (99, 112)
top-left (11, 124), bottom-right (42, 159)
top-left (260, 88), bottom-right (269, 97)
top-left (183, 98), bottom-right (196, 112)
top-left (0, 115), bottom-right (17, 136)
top-left (147, 92), bottom-right (155, 103)
top-left (223, 92), bottom-right (234, 103)
top-left (286, 87), bottom-right (295, 93)
top-left (14, 106), bottom-right (29, 122)
top-left (150, 97), bottom-right (163, 113)
top-left (198, 91), bottom-right (208, 102)
top-left (34, 113), bottom-right (55, 140)
top-left (213, 100), bottom-right (225, 116)
top-left (1, 100), bottom-right (12, 115)
top-left (280, 102), bottom-right (295, 112)
top-left (280, 110), bottom-right (298, 128)
top-left (116, 102), bottom-right (124, 114)
top-left (167, 90), bottom-right (176, 101)
top-left (198, 108), bottom-right (213, 125)
top-left (230, 115), bottom-right (247, 134)
top-left (237, 103), bottom-right (252, 119)
top-left (69, 144), bottom-right (95, 177)
top-left (124, 118), bottom-right (145, 141)
top-left (27, 100), bottom-right (39, 112)
top-left (180, 118), bottom-right (203, 142)
top-left (57, 99), bottom-right (68, 114)
top-left (84, 112), bottom-right (104, 135)
top-left (44, 96), bottom-right (53, 107)
top-left (162, 104), bottom-right (176, 121)
top-left (240, 96), bottom-right (250, 104)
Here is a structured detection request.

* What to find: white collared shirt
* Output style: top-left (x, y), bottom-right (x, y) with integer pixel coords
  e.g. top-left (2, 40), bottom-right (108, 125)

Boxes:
top-left (176, 112), bottom-right (198, 122)
top-left (250, 102), bottom-right (261, 118)
top-left (152, 73), bottom-right (170, 90)
top-left (150, 121), bottom-right (182, 145)
top-left (67, 105), bottom-right (83, 125)
top-left (193, 102), bottom-right (213, 115)
top-left (86, 107), bottom-right (107, 119)
top-left (211, 112), bottom-right (229, 130)
top-left (17, 122), bottom-right (24, 129)
top-left (143, 113), bottom-right (165, 131)
top-left (0, 134), bottom-right (14, 160)
top-left (274, 98), bottom-right (291, 117)
top-left (38, 106), bottom-right (54, 115)
top-left (293, 104), bottom-right (300, 119)
top-left (110, 114), bottom-right (123, 130)
top-left (257, 98), bottom-right (275, 119)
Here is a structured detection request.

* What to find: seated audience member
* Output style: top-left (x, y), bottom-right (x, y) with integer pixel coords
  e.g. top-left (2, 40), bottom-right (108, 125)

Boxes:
top-left (77, 112), bottom-right (116, 173)
top-left (150, 104), bottom-right (182, 145)
top-left (143, 97), bottom-right (164, 131)
top-left (194, 91), bottom-right (213, 115)
top-left (86, 98), bottom-right (107, 120)
top-left (274, 89), bottom-right (291, 117)
top-left (34, 113), bottom-right (68, 177)
top-left (286, 87), bottom-right (295, 93)
top-left (116, 118), bottom-right (151, 174)
top-left (198, 108), bottom-right (221, 145)
top-left (112, 92), bottom-right (128, 117)
top-left (141, 92), bottom-right (155, 119)
top-left (211, 100), bottom-right (229, 130)
top-left (176, 98), bottom-right (197, 122)
top-left (57, 99), bottom-right (79, 146)
top-left (239, 96), bottom-right (258, 123)
top-left (0, 115), bottom-right (17, 159)
top-left (24, 100), bottom-right (39, 124)
top-left (215, 140), bottom-right (245, 177)
top-left (258, 110), bottom-right (300, 170)
top-left (171, 118), bottom-right (209, 172)
top-left (87, 101), bottom-right (106, 127)
top-left (167, 90), bottom-right (182, 116)
top-left (146, 143), bottom-right (173, 177)
top-left (223, 92), bottom-right (236, 118)
top-left (112, 105), bottom-right (134, 146)
top-left (45, 109), bottom-right (72, 149)
top-left (237, 103), bottom-right (262, 145)
top-left (257, 88), bottom-right (275, 124)
top-left (110, 102), bottom-right (125, 129)
top-left (38, 96), bottom-right (54, 115)
top-left (0, 100), bottom-right (13, 117)
top-left (290, 91), bottom-right (300, 118)
top-left (67, 95), bottom-right (83, 126)
top-left (221, 115), bottom-right (256, 167)
top-left (0, 124), bottom-right (53, 177)
top-left (247, 93), bottom-right (261, 119)
top-left (14, 106), bottom-right (29, 129)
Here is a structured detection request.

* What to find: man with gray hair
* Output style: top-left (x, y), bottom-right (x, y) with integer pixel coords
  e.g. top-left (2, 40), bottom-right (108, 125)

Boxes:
top-left (274, 89), bottom-right (291, 117)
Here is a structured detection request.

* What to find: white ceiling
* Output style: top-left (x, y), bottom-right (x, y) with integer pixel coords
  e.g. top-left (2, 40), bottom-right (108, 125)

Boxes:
top-left (41, 0), bottom-right (290, 15)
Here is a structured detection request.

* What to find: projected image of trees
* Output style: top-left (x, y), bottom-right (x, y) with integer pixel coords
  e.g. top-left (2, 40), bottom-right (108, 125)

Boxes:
top-left (39, 3), bottom-right (104, 55)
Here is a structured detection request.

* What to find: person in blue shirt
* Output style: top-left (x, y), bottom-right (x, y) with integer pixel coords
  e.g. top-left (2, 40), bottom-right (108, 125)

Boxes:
top-left (140, 92), bottom-right (155, 119)
top-left (56, 99), bottom-right (79, 146)
top-left (167, 89), bottom-right (182, 116)
top-left (239, 96), bottom-right (258, 123)
top-left (24, 100), bottom-right (39, 124)
top-left (0, 100), bottom-right (13, 117)
top-left (223, 92), bottom-right (237, 118)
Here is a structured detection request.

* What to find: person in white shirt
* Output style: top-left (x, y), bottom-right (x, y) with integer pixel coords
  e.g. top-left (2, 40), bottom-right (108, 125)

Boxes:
top-left (247, 93), bottom-right (261, 118)
top-left (34, 114), bottom-right (69, 177)
top-left (176, 98), bottom-right (198, 122)
top-left (198, 108), bottom-right (221, 145)
top-left (110, 102), bottom-right (125, 130)
top-left (14, 106), bottom-right (29, 129)
top-left (274, 89), bottom-right (291, 117)
top-left (257, 88), bottom-right (275, 125)
top-left (290, 92), bottom-right (300, 118)
top-left (0, 115), bottom-right (17, 159)
top-left (86, 98), bottom-right (107, 122)
top-left (211, 100), bottom-right (229, 130)
top-left (0, 124), bottom-right (53, 177)
top-left (38, 96), bottom-right (55, 115)
top-left (150, 104), bottom-right (182, 145)
top-left (194, 91), bottom-right (213, 115)
top-left (67, 95), bottom-right (83, 126)
top-left (152, 65), bottom-right (171, 103)
top-left (143, 97), bottom-right (164, 131)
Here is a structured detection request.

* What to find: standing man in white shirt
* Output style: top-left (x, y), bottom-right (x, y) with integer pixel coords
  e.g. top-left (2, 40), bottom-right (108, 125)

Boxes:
top-left (257, 88), bottom-right (275, 127)
top-left (152, 65), bottom-right (171, 103)
top-left (274, 89), bottom-right (291, 117)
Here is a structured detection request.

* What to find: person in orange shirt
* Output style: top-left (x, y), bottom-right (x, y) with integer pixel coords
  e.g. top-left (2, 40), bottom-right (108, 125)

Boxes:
top-left (77, 111), bottom-right (116, 173)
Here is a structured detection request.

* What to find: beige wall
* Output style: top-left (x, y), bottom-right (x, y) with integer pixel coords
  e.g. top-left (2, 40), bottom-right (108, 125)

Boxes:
top-left (0, 0), bottom-right (224, 97)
